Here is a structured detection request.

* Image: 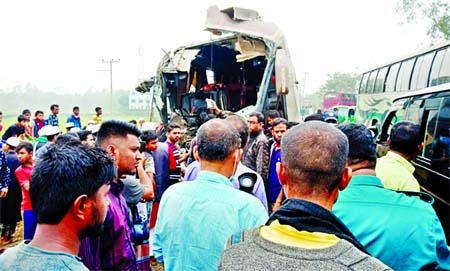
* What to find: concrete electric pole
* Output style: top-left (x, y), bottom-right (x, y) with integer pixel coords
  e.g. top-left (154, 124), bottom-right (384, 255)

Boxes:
top-left (102, 59), bottom-right (120, 118)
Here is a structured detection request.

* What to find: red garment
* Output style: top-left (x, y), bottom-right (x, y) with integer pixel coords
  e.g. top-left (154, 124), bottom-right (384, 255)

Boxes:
top-left (15, 165), bottom-right (33, 210)
top-left (167, 143), bottom-right (178, 171)
top-left (149, 202), bottom-right (159, 229)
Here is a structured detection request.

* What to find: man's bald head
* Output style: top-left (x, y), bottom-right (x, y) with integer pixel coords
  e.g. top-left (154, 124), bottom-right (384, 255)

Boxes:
top-left (197, 118), bottom-right (241, 162)
top-left (281, 121), bottom-right (349, 194)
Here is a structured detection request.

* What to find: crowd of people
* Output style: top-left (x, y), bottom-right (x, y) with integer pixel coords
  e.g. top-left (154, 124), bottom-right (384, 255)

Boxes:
top-left (0, 103), bottom-right (448, 271)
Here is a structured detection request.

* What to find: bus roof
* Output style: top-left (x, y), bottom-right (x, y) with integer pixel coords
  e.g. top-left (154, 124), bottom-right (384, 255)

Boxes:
top-left (392, 82), bottom-right (450, 102)
top-left (362, 40), bottom-right (450, 74)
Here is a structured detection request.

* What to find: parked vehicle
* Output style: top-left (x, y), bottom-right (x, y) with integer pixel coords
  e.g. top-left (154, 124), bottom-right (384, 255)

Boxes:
top-left (357, 40), bottom-right (450, 127)
top-left (376, 82), bottom-right (450, 242)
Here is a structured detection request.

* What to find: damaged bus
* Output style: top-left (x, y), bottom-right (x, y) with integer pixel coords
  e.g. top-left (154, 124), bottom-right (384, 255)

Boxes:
top-left (137, 5), bottom-right (300, 130)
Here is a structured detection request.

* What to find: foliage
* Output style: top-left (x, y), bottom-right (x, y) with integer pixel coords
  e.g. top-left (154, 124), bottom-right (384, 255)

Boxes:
top-left (303, 72), bottom-right (360, 110)
top-left (318, 72), bottom-right (360, 94)
top-left (397, 0), bottom-right (450, 42)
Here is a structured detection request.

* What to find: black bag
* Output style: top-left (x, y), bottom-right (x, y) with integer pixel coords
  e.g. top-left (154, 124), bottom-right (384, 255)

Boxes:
top-left (130, 204), bottom-right (150, 245)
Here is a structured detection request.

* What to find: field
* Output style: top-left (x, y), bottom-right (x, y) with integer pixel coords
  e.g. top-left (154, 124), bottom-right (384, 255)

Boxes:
top-left (1, 111), bottom-right (161, 139)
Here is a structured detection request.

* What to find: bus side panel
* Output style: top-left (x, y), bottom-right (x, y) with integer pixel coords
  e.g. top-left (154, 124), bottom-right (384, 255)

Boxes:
top-left (356, 93), bottom-right (393, 126)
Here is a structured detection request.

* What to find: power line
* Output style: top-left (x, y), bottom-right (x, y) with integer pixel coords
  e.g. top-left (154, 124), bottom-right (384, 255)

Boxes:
top-left (101, 59), bottom-right (120, 118)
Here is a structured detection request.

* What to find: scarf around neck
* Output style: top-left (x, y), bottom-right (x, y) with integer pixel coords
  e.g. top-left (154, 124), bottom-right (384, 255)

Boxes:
top-left (267, 198), bottom-right (368, 254)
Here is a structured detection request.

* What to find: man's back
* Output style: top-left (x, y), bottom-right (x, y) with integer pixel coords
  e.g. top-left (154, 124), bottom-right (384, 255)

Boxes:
top-left (333, 175), bottom-right (450, 271)
top-left (184, 161), bottom-right (268, 211)
top-left (153, 171), bottom-right (267, 270)
top-left (218, 228), bottom-right (390, 271)
top-left (375, 151), bottom-right (420, 191)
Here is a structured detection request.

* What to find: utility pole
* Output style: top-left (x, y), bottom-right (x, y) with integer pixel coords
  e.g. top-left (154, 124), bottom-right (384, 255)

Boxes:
top-left (102, 59), bottom-right (120, 118)
top-left (301, 72), bottom-right (307, 118)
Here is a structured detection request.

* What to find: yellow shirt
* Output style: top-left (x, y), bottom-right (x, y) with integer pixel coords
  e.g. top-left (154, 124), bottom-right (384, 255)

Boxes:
top-left (259, 220), bottom-right (339, 249)
top-left (375, 151), bottom-right (420, 192)
top-left (92, 115), bottom-right (102, 125)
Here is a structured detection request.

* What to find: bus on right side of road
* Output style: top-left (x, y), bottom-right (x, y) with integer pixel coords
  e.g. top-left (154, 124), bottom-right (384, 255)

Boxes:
top-left (376, 82), bottom-right (450, 243)
top-left (356, 40), bottom-right (450, 129)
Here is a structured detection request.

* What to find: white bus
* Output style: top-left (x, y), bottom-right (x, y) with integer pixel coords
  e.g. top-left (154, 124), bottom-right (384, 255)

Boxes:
top-left (357, 40), bottom-right (450, 128)
top-left (137, 5), bottom-right (300, 129)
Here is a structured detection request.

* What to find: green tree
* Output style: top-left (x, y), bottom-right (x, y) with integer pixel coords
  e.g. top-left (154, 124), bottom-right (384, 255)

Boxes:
top-left (397, 0), bottom-right (450, 42)
top-left (318, 72), bottom-right (360, 94)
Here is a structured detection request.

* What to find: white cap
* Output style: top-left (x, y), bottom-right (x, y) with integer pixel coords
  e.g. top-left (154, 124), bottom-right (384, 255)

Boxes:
top-left (65, 122), bottom-right (75, 129)
top-left (38, 125), bottom-right (61, 136)
top-left (86, 124), bottom-right (100, 134)
top-left (6, 137), bottom-right (20, 148)
top-left (70, 127), bottom-right (81, 132)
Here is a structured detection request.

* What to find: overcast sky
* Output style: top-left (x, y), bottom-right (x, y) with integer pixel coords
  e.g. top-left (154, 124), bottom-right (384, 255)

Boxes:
top-left (0, 0), bottom-right (429, 94)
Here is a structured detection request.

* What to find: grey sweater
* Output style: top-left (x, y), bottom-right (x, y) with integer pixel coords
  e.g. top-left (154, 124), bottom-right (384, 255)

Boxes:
top-left (218, 228), bottom-right (392, 271)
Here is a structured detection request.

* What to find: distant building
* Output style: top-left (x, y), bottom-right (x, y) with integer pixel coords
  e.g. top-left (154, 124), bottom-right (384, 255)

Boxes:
top-left (129, 91), bottom-right (151, 110)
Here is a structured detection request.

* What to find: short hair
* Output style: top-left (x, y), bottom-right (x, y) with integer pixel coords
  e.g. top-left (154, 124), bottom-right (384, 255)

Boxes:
top-left (140, 130), bottom-right (158, 144)
top-left (271, 118), bottom-right (288, 128)
top-left (35, 110), bottom-right (44, 117)
top-left (30, 144), bottom-right (116, 224)
top-left (129, 119), bottom-right (137, 125)
top-left (304, 113), bottom-right (324, 122)
top-left (337, 123), bottom-right (377, 167)
top-left (166, 122), bottom-right (181, 133)
top-left (96, 120), bottom-right (142, 147)
top-left (73, 106), bottom-right (79, 111)
top-left (287, 121), bottom-right (300, 129)
top-left (22, 109), bottom-right (31, 115)
top-left (225, 115), bottom-right (249, 148)
top-left (50, 104), bottom-right (59, 110)
top-left (197, 119), bottom-right (240, 161)
top-left (281, 121), bottom-right (349, 194)
top-left (55, 132), bottom-right (81, 146)
top-left (17, 114), bottom-right (27, 122)
top-left (95, 107), bottom-right (102, 112)
top-left (248, 112), bottom-right (265, 123)
top-left (77, 130), bottom-right (92, 141)
top-left (265, 110), bottom-right (281, 119)
top-left (16, 141), bottom-right (33, 154)
top-left (389, 121), bottom-right (422, 156)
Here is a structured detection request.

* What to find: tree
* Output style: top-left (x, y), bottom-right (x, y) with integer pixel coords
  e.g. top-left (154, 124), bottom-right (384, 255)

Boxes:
top-left (397, 0), bottom-right (450, 42)
top-left (318, 72), bottom-right (360, 94)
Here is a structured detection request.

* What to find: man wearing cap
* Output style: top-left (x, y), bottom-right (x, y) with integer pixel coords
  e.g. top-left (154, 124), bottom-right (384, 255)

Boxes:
top-left (0, 137), bottom-right (21, 244)
top-left (66, 106), bottom-right (82, 129)
top-left (333, 123), bottom-right (450, 270)
top-left (33, 125), bottom-right (60, 160)
top-left (65, 122), bottom-right (75, 133)
top-left (323, 111), bottom-right (338, 124)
